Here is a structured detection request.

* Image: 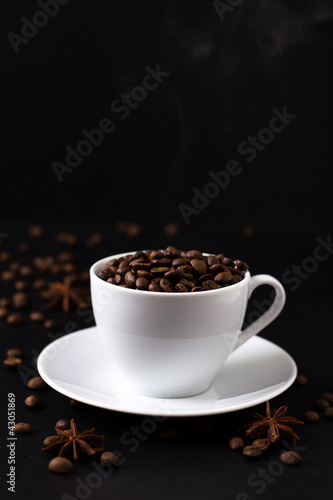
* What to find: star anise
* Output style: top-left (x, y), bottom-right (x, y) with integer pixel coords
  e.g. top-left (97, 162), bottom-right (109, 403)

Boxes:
top-left (40, 277), bottom-right (89, 312)
top-left (42, 419), bottom-right (104, 460)
top-left (240, 401), bottom-right (304, 443)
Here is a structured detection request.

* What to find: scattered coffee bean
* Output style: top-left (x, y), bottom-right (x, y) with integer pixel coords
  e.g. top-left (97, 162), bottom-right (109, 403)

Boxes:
top-left (48, 457), bottom-right (73, 474)
top-left (294, 374), bottom-right (308, 386)
top-left (56, 231), bottom-right (80, 247)
top-left (62, 262), bottom-right (77, 274)
top-left (57, 251), bottom-right (76, 263)
top-left (27, 376), bottom-right (48, 391)
top-left (49, 263), bottom-right (63, 274)
top-left (164, 222), bottom-right (181, 237)
top-left (159, 426), bottom-right (179, 438)
top-left (13, 422), bottom-right (33, 434)
top-left (70, 399), bottom-right (82, 407)
top-left (29, 311), bottom-right (46, 323)
top-left (9, 261), bottom-right (20, 272)
top-left (17, 242), bottom-right (33, 254)
top-left (43, 435), bottom-right (61, 447)
top-left (243, 224), bottom-right (259, 239)
top-left (321, 393), bottom-right (333, 404)
top-left (25, 395), bottom-right (42, 409)
top-left (228, 437), bottom-right (245, 451)
top-left (0, 307), bottom-right (9, 320)
top-left (302, 410), bottom-right (319, 424)
top-left (4, 357), bottom-right (23, 368)
top-left (0, 251), bottom-right (12, 263)
top-left (0, 297), bottom-right (11, 308)
top-left (323, 407), bottom-right (333, 419)
top-left (252, 438), bottom-right (271, 452)
top-left (1, 270), bottom-right (16, 281)
top-left (243, 445), bottom-right (262, 458)
top-left (100, 451), bottom-right (121, 467)
top-left (29, 225), bottom-right (44, 238)
top-left (43, 319), bottom-right (58, 330)
top-left (280, 451), bottom-right (302, 466)
top-left (85, 232), bottom-right (105, 248)
top-left (33, 256), bottom-right (54, 271)
top-left (314, 398), bottom-right (330, 411)
top-left (6, 313), bottom-right (26, 325)
top-left (6, 348), bottom-right (24, 358)
top-left (12, 292), bottom-right (30, 309)
top-left (55, 419), bottom-right (71, 430)
top-left (125, 222), bottom-right (143, 239)
top-left (19, 265), bottom-right (35, 277)
top-left (14, 280), bottom-right (29, 291)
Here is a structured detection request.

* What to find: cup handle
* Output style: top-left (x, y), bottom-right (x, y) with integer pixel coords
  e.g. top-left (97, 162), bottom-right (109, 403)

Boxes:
top-left (232, 274), bottom-right (286, 352)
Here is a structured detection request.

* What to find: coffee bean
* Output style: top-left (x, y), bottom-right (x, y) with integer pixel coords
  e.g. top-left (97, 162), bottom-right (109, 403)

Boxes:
top-left (208, 263), bottom-right (223, 274)
top-left (294, 374), bottom-right (308, 386)
top-left (198, 274), bottom-right (214, 285)
top-left (17, 242), bottom-right (33, 254)
top-left (125, 222), bottom-right (143, 239)
top-left (25, 395), bottom-right (42, 409)
top-left (228, 437), bottom-right (245, 451)
top-left (214, 271), bottom-right (232, 284)
top-left (136, 277), bottom-right (149, 290)
top-left (19, 265), bottom-right (34, 277)
top-left (49, 263), bottom-right (63, 274)
top-left (323, 407), bottom-right (333, 419)
top-left (6, 348), bottom-right (24, 358)
top-left (124, 271), bottom-right (136, 287)
top-left (137, 270), bottom-right (153, 280)
top-left (62, 263), bottom-right (77, 274)
top-left (27, 376), bottom-right (48, 391)
top-left (172, 258), bottom-right (190, 267)
top-left (48, 457), bottom-right (73, 475)
top-left (131, 262), bottom-right (152, 271)
top-left (159, 426), bottom-right (179, 438)
top-left (222, 258), bottom-right (234, 267)
top-left (152, 259), bottom-right (172, 267)
top-left (191, 259), bottom-right (207, 276)
top-left (29, 225), bottom-right (44, 238)
top-left (235, 259), bottom-right (249, 272)
top-left (43, 319), bottom-right (58, 330)
top-left (149, 251), bottom-right (164, 261)
top-left (100, 451), bottom-right (121, 467)
top-left (12, 292), bottom-right (30, 309)
top-left (43, 435), bottom-right (61, 447)
top-left (85, 232), bottom-right (105, 248)
top-left (1, 270), bottom-right (16, 281)
top-left (252, 438), bottom-right (271, 452)
top-left (0, 251), bottom-right (12, 263)
top-left (321, 393), bottom-right (333, 404)
top-left (55, 419), bottom-right (71, 430)
top-left (175, 283), bottom-right (188, 293)
top-left (0, 297), bottom-right (11, 308)
top-left (280, 451), bottom-right (302, 466)
top-left (243, 445), bottom-right (262, 458)
top-left (207, 256), bottom-right (219, 267)
top-left (180, 278), bottom-right (196, 290)
top-left (202, 280), bottom-right (220, 290)
top-left (164, 222), bottom-right (181, 237)
top-left (148, 283), bottom-right (162, 292)
top-left (302, 410), bottom-right (319, 424)
top-left (187, 250), bottom-right (203, 259)
top-left (0, 307), bottom-right (9, 320)
top-left (314, 398), bottom-right (330, 410)
top-left (243, 224), bottom-right (258, 239)
top-left (191, 286), bottom-right (204, 292)
top-left (165, 246), bottom-right (180, 257)
top-left (14, 280), bottom-right (29, 291)
top-left (70, 399), bottom-right (82, 407)
top-left (29, 311), bottom-right (46, 323)
top-left (4, 357), bottom-right (23, 368)
top-left (160, 278), bottom-right (174, 292)
top-left (13, 422), bottom-right (33, 434)
top-left (56, 231), bottom-right (80, 247)
top-left (151, 267), bottom-right (170, 275)
top-left (164, 268), bottom-right (185, 281)
top-left (107, 277), bottom-right (117, 285)
top-left (6, 313), bottom-right (26, 325)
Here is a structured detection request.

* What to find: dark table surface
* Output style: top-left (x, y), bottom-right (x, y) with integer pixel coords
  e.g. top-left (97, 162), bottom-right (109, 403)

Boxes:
top-left (0, 225), bottom-right (332, 500)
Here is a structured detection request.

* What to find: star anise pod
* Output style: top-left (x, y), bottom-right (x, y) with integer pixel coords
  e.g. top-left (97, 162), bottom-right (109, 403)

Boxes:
top-left (240, 401), bottom-right (304, 443)
top-left (40, 277), bottom-right (89, 312)
top-left (42, 419), bottom-right (104, 460)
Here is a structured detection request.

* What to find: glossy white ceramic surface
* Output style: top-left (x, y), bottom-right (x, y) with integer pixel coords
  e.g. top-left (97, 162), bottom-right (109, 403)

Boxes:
top-left (89, 253), bottom-right (286, 397)
top-left (37, 327), bottom-right (297, 417)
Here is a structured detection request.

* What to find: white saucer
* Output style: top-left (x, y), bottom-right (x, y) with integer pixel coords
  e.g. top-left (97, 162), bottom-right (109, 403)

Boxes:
top-left (37, 327), bottom-right (297, 417)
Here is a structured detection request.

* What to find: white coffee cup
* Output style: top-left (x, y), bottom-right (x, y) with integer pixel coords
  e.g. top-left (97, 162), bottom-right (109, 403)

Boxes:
top-left (90, 252), bottom-right (286, 398)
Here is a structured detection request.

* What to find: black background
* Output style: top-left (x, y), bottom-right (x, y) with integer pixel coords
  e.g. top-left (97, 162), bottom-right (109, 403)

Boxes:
top-left (1, 1), bottom-right (333, 499)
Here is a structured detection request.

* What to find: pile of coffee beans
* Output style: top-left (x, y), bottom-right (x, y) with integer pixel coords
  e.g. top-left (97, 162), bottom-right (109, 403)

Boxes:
top-left (97, 247), bottom-right (249, 292)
